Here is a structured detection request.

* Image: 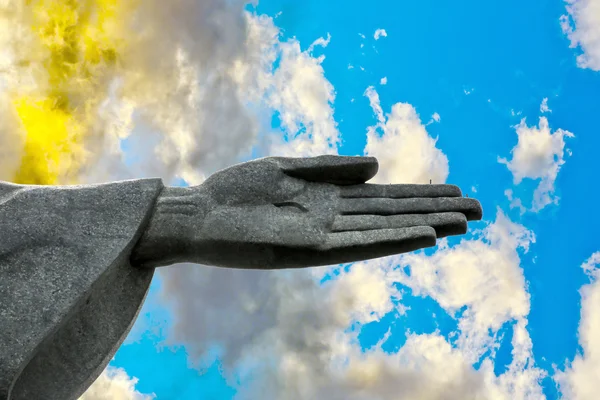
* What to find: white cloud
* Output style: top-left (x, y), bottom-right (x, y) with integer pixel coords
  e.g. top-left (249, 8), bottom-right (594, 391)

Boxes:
top-left (80, 367), bottom-right (155, 400)
top-left (299, 208), bottom-right (546, 399)
top-left (395, 209), bottom-right (535, 361)
top-left (374, 29), bottom-right (388, 40)
top-left (304, 323), bottom-right (544, 400)
top-left (499, 117), bottom-right (574, 211)
top-left (0, 0), bottom-right (273, 185)
top-left (262, 31), bottom-right (340, 156)
top-left (363, 86), bottom-right (449, 184)
top-left (581, 252), bottom-right (600, 275)
top-left (505, 188), bottom-right (527, 215)
top-left (380, 76), bottom-right (388, 85)
top-left (364, 86), bottom-right (385, 124)
top-left (158, 259), bottom-right (404, 398)
top-left (556, 251), bottom-right (600, 399)
top-left (161, 248), bottom-right (546, 400)
top-left (540, 98), bottom-right (551, 113)
top-left (88, 9), bottom-right (338, 183)
top-left (561, 0), bottom-right (600, 70)
top-left (307, 33), bottom-right (332, 52)
top-left (495, 319), bottom-right (547, 399)
top-left (388, 211), bottom-right (545, 399)
top-left (228, 15), bottom-right (340, 158)
top-left (432, 112), bottom-right (441, 122)
top-left (0, 2), bottom-right (338, 184)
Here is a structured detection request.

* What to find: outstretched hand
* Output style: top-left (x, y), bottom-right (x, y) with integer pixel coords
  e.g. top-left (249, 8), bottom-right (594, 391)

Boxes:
top-left (132, 155), bottom-right (482, 269)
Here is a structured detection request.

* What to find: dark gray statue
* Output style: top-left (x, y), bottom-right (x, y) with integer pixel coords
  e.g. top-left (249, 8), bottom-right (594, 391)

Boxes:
top-left (0, 155), bottom-right (482, 400)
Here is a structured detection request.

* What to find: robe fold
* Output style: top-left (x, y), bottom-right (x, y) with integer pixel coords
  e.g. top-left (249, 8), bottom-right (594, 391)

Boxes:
top-left (0, 178), bottom-right (164, 400)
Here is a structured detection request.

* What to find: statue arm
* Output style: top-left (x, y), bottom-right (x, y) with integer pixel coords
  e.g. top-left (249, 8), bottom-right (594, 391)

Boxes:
top-left (0, 177), bottom-right (164, 400)
top-left (0, 178), bottom-right (186, 269)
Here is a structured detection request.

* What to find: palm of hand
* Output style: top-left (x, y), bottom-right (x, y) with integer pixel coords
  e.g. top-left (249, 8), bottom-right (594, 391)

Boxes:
top-left (189, 156), bottom-right (482, 269)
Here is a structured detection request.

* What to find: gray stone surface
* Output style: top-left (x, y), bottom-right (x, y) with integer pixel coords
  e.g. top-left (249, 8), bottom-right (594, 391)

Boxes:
top-left (0, 178), bottom-right (163, 400)
top-left (0, 155), bottom-right (482, 399)
top-left (131, 156), bottom-right (482, 269)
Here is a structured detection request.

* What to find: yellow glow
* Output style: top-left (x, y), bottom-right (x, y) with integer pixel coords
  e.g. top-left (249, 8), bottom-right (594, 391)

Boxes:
top-left (7, 0), bottom-right (133, 184)
top-left (12, 96), bottom-right (83, 184)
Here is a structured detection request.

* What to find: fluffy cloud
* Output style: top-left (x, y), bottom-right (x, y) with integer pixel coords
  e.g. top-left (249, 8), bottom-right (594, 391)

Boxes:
top-left (499, 116), bottom-right (574, 211)
top-left (1, 1), bottom-right (339, 182)
top-left (228, 15), bottom-right (339, 157)
top-left (555, 252), bottom-right (600, 400)
top-left (561, 0), bottom-right (600, 70)
top-left (160, 251), bottom-right (545, 400)
top-left (158, 260), bottom-right (403, 399)
top-left (109, 0), bottom-right (273, 185)
top-left (504, 188), bottom-right (527, 215)
top-left (320, 318), bottom-right (544, 400)
top-left (0, 0), bottom-right (263, 185)
top-left (540, 98), bottom-right (551, 113)
top-left (263, 33), bottom-right (340, 156)
top-left (363, 86), bottom-right (449, 184)
top-left (395, 210), bottom-right (535, 361)
top-left (80, 367), bottom-right (155, 400)
top-left (386, 211), bottom-right (545, 399)
top-left (374, 29), bottom-right (388, 40)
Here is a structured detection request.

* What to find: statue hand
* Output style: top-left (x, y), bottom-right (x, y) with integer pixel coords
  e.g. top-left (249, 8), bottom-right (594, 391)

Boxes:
top-left (132, 156), bottom-right (482, 269)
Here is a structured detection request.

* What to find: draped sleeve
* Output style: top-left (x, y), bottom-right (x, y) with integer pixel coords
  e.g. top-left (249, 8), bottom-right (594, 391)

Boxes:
top-left (0, 178), bottom-right (164, 400)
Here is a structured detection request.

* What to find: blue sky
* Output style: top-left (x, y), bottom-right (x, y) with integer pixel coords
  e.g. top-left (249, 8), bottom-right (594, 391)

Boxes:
top-left (72, 0), bottom-right (600, 399)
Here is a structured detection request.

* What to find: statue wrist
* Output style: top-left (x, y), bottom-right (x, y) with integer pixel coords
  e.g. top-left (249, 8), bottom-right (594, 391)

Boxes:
top-left (130, 184), bottom-right (209, 268)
